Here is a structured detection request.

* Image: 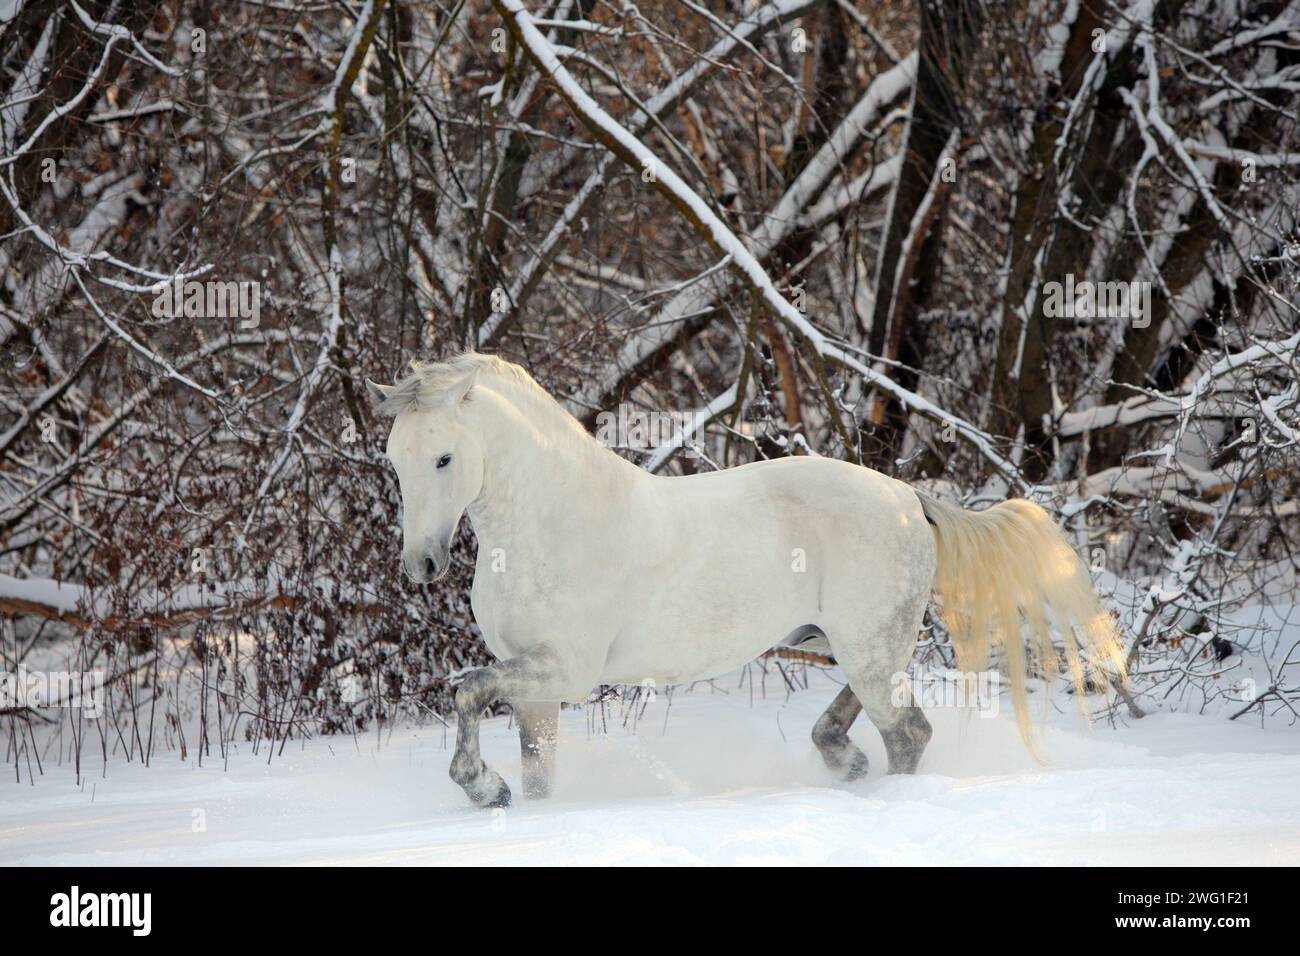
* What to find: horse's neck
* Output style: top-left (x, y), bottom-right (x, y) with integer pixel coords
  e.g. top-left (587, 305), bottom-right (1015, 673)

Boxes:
top-left (465, 385), bottom-right (641, 549)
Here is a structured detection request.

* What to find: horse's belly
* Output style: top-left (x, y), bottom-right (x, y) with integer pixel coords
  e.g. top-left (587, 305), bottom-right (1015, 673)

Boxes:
top-left (600, 638), bottom-right (781, 686)
top-left (597, 576), bottom-right (823, 685)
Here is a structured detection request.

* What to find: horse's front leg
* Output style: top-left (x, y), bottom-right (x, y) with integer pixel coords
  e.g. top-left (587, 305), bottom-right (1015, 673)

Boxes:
top-left (513, 700), bottom-right (559, 799)
top-left (449, 648), bottom-right (578, 808)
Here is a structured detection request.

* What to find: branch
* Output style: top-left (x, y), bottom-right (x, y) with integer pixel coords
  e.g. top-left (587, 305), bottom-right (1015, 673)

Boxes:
top-left (497, 0), bottom-right (1020, 483)
top-left (245, 0), bottom-right (387, 530)
top-left (477, 0), bottom-right (824, 347)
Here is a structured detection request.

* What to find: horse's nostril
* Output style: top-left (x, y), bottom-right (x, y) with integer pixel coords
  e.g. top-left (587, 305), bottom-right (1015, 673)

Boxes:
top-left (425, 557), bottom-right (437, 578)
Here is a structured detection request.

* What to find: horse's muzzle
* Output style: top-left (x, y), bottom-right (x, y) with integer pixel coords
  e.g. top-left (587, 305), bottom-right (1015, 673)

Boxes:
top-left (403, 550), bottom-right (449, 584)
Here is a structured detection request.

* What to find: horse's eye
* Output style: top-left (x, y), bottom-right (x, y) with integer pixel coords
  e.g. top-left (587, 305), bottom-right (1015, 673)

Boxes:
top-left (437, 454), bottom-right (452, 469)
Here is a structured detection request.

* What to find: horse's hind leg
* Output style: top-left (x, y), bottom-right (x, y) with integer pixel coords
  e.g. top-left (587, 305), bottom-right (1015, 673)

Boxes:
top-left (859, 679), bottom-right (931, 774)
top-left (513, 700), bottom-right (559, 799)
top-left (812, 685), bottom-right (871, 780)
top-left (826, 592), bottom-right (933, 775)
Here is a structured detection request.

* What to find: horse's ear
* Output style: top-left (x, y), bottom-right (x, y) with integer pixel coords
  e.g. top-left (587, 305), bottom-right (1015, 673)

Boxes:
top-left (447, 367), bottom-right (478, 406)
top-left (366, 379), bottom-right (394, 408)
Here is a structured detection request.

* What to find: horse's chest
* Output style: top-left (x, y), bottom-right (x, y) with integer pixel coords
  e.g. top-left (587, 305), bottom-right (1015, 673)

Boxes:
top-left (469, 550), bottom-right (565, 657)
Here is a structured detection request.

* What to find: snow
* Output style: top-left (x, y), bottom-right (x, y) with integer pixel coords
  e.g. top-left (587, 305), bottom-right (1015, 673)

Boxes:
top-left (6, 669), bottom-right (1299, 866)
top-left (1037, 0), bottom-right (1080, 83)
top-left (0, 574), bottom-right (96, 617)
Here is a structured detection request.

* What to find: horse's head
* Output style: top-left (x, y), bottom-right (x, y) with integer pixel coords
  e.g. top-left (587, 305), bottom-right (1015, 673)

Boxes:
top-left (368, 366), bottom-right (485, 584)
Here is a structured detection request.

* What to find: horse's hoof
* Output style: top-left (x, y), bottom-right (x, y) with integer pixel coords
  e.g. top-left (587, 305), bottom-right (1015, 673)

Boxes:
top-left (844, 751), bottom-right (871, 781)
top-left (467, 768), bottom-right (511, 808)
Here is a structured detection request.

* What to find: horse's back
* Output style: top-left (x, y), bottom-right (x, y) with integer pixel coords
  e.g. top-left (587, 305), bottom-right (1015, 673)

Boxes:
top-left (655, 455), bottom-right (925, 531)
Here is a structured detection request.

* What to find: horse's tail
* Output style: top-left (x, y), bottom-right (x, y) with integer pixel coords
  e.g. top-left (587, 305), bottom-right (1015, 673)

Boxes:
top-left (916, 493), bottom-right (1126, 750)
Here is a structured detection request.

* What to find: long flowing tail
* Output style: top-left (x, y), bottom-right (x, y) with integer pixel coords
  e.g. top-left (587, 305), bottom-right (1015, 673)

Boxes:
top-left (916, 493), bottom-right (1127, 749)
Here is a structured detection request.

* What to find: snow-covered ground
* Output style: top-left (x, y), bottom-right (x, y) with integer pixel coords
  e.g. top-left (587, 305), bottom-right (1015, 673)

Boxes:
top-left (4, 669), bottom-right (1299, 866)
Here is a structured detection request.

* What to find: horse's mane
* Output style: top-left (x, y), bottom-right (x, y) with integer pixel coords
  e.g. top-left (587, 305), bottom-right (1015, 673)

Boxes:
top-left (375, 351), bottom-right (598, 447)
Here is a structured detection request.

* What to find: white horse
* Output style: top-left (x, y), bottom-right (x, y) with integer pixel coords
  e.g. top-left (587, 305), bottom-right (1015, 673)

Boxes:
top-left (368, 353), bottom-right (1124, 807)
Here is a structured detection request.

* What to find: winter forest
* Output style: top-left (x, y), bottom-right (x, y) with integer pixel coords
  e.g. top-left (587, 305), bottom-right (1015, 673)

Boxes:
top-left (1, 0), bottom-right (1299, 864)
